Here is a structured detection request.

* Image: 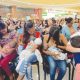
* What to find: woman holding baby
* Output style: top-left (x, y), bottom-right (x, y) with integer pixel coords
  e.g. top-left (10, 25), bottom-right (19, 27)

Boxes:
top-left (43, 25), bottom-right (68, 80)
top-left (0, 22), bottom-right (18, 80)
top-left (17, 20), bottom-right (42, 80)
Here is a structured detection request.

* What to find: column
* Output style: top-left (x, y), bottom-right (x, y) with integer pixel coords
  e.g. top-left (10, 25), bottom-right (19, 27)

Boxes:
top-left (11, 6), bottom-right (17, 18)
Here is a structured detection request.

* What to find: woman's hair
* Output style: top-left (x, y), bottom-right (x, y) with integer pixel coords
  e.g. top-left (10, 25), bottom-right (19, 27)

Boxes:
top-left (0, 22), bottom-right (5, 30)
top-left (45, 20), bottom-right (49, 28)
top-left (0, 22), bottom-right (5, 39)
top-left (47, 26), bottom-right (61, 45)
top-left (51, 18), bottom-right (56, 24)
top-left (65, 17), bottom-right (73, 24)
top-left (40, 20), bottom-right (44, 26)
top-left (23, 20), bottom-right (34, 44)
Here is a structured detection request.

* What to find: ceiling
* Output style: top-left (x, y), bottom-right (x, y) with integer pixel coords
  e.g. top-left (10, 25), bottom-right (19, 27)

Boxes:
top-left (19, 0), bottom-right (80, 5)
top-left (0, 0), bottom-right (80, 11)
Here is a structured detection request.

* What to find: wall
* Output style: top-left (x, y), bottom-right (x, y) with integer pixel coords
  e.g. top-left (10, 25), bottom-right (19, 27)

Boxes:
top-left (0, 5), bottom-right (35, 19)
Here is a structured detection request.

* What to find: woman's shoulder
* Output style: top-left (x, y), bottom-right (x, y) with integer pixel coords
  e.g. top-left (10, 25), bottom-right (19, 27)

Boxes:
top-left (60, 34), bottom-right (66, 39)
top-left (62, 25), bottom-right (68, 31)
top-left (60, 33), bottom-right (64, 37)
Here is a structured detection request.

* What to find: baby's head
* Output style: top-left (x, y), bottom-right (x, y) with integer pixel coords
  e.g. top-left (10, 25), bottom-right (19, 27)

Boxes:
top-left (34, 38), bottom-right (42, 47)
top-left (9, 40), bottom-right (17, 48)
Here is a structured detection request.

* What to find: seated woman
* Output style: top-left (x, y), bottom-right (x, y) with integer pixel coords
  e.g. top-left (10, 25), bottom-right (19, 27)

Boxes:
top-left (0, 22), bottom-right (18, 80)
top-left (17, 20), bottom-right (42, 80)
top-left (45, 42), bottom-right (67, 60)
top-left (16, 38), bottom-right (43, 73)
top-left (43, 26), bottom-right (68, 80)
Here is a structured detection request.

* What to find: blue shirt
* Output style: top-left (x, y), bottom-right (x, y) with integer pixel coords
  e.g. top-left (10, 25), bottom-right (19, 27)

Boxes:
top-left (17, 28), bottom-right (23, 35)
top-left (74, 53), bottom-right (80, 65)
top-left (61, 23), bottom-right (78, 40)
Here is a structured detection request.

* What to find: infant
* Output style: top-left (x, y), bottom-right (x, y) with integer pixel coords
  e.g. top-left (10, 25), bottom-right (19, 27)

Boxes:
top-left (19, 38), bottom-right (42, 63)
top-left (0, 40), bottom-right (17, 58)
top-left (48, 46), bottom-right (67, 60)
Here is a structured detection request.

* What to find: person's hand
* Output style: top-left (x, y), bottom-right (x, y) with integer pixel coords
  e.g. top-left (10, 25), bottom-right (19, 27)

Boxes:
top-left (28, 41), bottom-right (34, 46)
top-left (31, 44), bottom-right (38, 52)
top-left (43, 29), bottom-right (46, 32)
top-left (0, 48), bottom-right (8, 54)
top-left (51, 51), bottom-right (60, 59)
top-left (44, 43), bottom-right (48, 50)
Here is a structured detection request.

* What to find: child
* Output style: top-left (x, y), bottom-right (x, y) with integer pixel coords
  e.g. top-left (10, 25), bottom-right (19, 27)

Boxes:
top-left (16, 38), bottom-right (42, 72)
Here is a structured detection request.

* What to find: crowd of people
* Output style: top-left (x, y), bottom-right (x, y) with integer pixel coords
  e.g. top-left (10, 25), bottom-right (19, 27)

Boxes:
top-left (0, 16), bottom-right (80, 80)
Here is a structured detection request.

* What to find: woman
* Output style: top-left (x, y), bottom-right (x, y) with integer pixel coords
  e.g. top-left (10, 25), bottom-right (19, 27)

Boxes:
top-left (0, 22), bottom-right (17, 80)
top-left (43, 18), bottom-right (53, 34)
top-left (66, 32), bottom-right (80, 80)
top-left (16, 20), bottom-right (25, 35)
top-left (17, 20), bottom-right (41, 80)
top-left (43, 26), bottom-right (67, 80)
top-left (62, 17), bottom-right (78, 41)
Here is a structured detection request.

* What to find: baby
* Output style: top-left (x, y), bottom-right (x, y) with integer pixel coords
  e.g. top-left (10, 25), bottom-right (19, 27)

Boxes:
top-left (16, 38), bottom-right (42, 72)
top-left (19, 38), bottom-right (42, 62)
top-left (0, 40), bottom-right (17, 58)
top-left (48, 46), bottom-right (67, 60)
top-left (44, 44), bottom-right (67, 60)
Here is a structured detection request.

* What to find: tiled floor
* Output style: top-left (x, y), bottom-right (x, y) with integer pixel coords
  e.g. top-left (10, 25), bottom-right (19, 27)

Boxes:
top-left (23, 64), bottom-right (75, 80)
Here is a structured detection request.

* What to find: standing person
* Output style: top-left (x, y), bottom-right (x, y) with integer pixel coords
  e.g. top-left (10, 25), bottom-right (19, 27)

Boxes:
top-left (43, 26), bottom-right (67, 80)
top-left (43, 18), bottom-right (53, 34)
top-left (62, 17), bottom-right (78, 41)
top-left (17, 20), bottom-right (42, 80)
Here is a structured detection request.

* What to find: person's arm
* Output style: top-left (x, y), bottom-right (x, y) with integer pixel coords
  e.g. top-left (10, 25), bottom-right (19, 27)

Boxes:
top-left (3, 47), bottom-right (16, 54)
top-left (43, 35), bottom-right (60, 57)
top-left (0, 46), bottom-right (2, 50)
top-left (43, 49), bottom-right (60, 57)
top-left (66, 41), bottom-right (80, 53)
top-left (57, 34), bottom-right (68, 50)
top-left (27, 40), bottom-right (39, 52)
